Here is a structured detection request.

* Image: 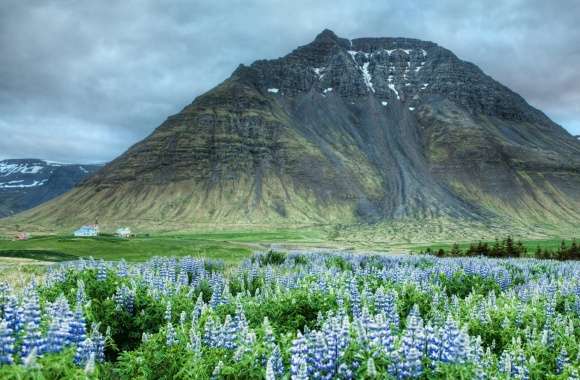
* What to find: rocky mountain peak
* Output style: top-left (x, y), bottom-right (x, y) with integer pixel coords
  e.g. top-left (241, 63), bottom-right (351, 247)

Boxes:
top-left (8, 30), bottom-right (579, 233)
top-left (237, 30), bottom-right (557, 125)
top-left (313, 28), bottom-right (339, 42)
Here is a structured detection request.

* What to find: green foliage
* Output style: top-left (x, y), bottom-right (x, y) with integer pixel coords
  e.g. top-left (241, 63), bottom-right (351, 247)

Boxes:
top-left (0, 349), bottom-right (98, 379)
top-left (439, 272), bottom-right (500, 298)
top-left (217, 289), bottom-right (338, 334)
top-left (253, 250), bottom-right (287, 266)
top-left (326, 255), bottom-right (352, 271)
top-left (2, 249), bottom-right (579, 379)
top-left (422, 236), bottom-right (580, 260)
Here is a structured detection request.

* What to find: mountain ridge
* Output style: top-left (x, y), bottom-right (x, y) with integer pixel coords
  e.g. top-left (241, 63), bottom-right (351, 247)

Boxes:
top-left (0, 159), bottom-right (102, 219)
top-left (3, 30), bottom-right (579, 239)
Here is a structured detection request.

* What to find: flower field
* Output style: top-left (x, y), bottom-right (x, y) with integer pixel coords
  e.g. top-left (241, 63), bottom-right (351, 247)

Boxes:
top-left (0, 251), bottom-right (579, 379)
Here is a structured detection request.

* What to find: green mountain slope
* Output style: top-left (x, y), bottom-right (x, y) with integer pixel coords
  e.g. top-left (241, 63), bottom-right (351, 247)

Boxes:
top-left (4, 30), bottom-right (580, 240)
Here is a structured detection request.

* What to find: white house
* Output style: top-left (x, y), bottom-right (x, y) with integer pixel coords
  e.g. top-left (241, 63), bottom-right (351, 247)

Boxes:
top-left (116, 227), bottom-right (131, 238)
top-left (74, 224), bottom-right (99, 237)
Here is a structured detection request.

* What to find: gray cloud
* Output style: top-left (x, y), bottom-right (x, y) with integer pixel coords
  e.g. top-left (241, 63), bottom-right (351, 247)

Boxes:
top-left (1, 0), bottom-right (579, 163)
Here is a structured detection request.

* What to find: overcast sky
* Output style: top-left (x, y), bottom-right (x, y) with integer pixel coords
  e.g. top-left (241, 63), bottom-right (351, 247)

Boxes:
top-left (1, 0), bottom-right (579, 163)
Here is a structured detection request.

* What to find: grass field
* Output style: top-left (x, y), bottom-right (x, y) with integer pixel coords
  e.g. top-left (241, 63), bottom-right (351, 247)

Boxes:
top-left (0, 229), bottom-right (326, 264)
top-left (0, 227), bottom-right (576, 265)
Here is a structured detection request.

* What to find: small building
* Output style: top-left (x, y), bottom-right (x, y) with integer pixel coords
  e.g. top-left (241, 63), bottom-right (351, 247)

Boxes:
top-left (74, 224), bottom-right (99, 237)
top-left (15, 232), bottom-right (30, 241)
top-left (116, 227), bottom-right (131, 238)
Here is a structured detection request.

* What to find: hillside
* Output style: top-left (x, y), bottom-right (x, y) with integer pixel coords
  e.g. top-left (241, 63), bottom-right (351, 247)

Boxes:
top-left (3, 30), bottom-right (580, 240)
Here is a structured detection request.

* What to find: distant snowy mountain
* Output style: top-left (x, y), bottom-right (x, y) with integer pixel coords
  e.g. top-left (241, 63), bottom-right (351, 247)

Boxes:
top-left (0, 159), bottom-right (102, 218)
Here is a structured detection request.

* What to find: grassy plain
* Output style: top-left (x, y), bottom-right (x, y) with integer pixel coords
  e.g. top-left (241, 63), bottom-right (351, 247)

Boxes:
top-left (0, 224), bottom-right (576, 267)
top-left (0, 228), bottom-right (326, 264)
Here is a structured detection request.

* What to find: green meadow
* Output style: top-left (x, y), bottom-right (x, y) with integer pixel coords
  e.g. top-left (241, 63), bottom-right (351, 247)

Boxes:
top-left (0, 227), bottom-right (576, 265)
top-left (0, 229), bottom-right (326, 264)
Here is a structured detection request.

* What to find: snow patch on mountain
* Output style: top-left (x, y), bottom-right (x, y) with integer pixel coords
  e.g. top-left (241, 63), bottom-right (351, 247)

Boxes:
top-left (0, 179), bottom-right (48, 189)
top-left (361, 62), bottom-right (374, 93)
top-left (388, 84), bottom-right (400, 100)
top-left (0, 163), bottom-right (45, 176)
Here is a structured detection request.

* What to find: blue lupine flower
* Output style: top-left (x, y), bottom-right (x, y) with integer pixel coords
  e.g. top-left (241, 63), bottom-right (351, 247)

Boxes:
top-left (22, 288), bottom-right (41, 327)
top-left (164, 301), bottom-right (172, 322)
top-left (425, 322), bottom-right (441, 363)
top-left (204, 315), bottom-right (223, 348)
top-left (209, 287), bottom-right (222, 309)
top-left (556, 347), bottom-right (568, 374)
top-left (84, 352), bottom-right (96, 375)
top-left (76, 280), bottom-right (86, 307)
top-left (174, 310), bottom-right (184, 328)
top-left (74, 337), bottom-right (94, 366)
top-left (187, 327), bottom-right (201, 356)
top-left (262, 317), bottom-right (276, 350)
top-left (166, 322), bottom-right (177, 346)
top-left (117, 260), bottom-right (128, 277)
top-left (383, 290), bottom-right (399, 330)
top-left (290, 332), bottom-right (308, 378)
top-left (292, 358), bottom-right (308, 380)
top-left (234, 329), bottom-right (256, 361)
top-left (2, 296), bottom-right (23, 333)
top-left (266, 356), bottom-right (276, 380)
top-left (474, 362), bottom-right (486, 380)
top-left (349, 279), bottom-right (361, 319)
top-left (307, 331), bottom-right (327, 378)
top-left (541, 323), bottom-right (554, 347)
top-left (90, 324), bottom-right (105, 362)
top-left (192, 293), bottom-right (204, 321)
top-left (44, 318), bottom-right (70, 354)
top-left (0, 320), bottom-right (15, 365)
top-left (269, 344), bottom-right (285, 378)
top-left (441, 315), bottom-right (461, 363)
top-left (398, 346), bottom-right (423, 379)
top-left (97, 260), bottom-right (107, 281)
top-left (114, 284), bottom-right (135, 314)
top-left (20, 322), bottom-right (43, 359)
top-left (222, 315), bottom-right (237, 350)
top-left (400, 304), bottom-right (426, 371)
top-left (511, 349), bottom-right (529, 380)
top-left (338, 363), bottom-right (353, 380)
top-left (69, 306), bottom-right (87, 345)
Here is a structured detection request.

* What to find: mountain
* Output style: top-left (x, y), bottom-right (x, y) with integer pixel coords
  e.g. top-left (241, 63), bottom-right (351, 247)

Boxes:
top-left (5, 30), bottom-right (580, 238)
top-left (0, 159), bottom-right (102, 218)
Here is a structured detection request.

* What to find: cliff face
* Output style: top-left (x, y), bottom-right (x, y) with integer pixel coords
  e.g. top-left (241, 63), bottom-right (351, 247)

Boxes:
top-left (9, 30), bottom-right (580, 231)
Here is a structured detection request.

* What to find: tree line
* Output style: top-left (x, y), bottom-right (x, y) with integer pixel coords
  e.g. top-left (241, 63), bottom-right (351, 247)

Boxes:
top-left (421, 236), bottom-right (579, 260)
